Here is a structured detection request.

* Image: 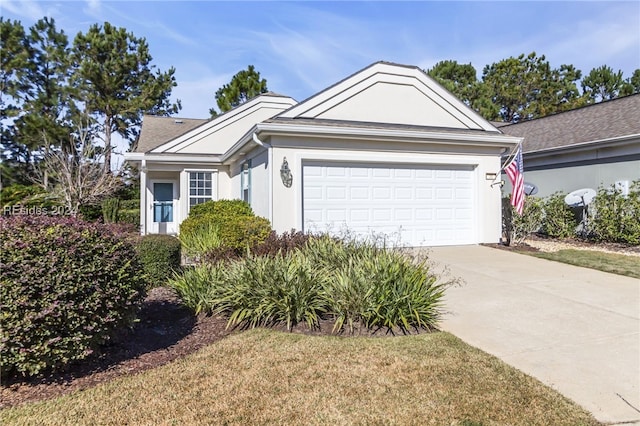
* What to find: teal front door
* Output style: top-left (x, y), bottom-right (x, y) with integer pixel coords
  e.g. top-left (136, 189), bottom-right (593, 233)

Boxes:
top-left (151, 181), bottom-right (177, 234)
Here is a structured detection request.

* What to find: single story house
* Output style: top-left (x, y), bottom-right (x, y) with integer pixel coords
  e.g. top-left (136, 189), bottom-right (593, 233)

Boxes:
top-left (498, 93), bottom-right (640, 198)
top-left (124, 62), bottom-right (521, 247)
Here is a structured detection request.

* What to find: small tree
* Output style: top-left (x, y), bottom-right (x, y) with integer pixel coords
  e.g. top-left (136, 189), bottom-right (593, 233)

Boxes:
top-left (32, 120), bottom-right (121, 216)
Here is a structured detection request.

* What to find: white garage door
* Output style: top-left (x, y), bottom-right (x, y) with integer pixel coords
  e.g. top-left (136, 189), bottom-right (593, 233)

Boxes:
top-left (302, 162), bottom-right (476, 247)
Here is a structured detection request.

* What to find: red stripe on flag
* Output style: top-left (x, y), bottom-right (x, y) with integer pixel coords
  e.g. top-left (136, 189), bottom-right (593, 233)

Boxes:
top-left (504, 146), bottom-right (525, 215)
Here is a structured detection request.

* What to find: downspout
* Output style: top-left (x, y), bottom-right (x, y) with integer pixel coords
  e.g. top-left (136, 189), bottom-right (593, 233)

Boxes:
top-left (252, 132), bottom-right (273, 224)
top-left (139, 159), bottom-right (147, 235)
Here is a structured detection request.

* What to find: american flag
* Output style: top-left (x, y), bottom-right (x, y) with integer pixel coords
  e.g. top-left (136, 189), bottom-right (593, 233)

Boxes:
top-left (504, 145), bottom-right (525, 215)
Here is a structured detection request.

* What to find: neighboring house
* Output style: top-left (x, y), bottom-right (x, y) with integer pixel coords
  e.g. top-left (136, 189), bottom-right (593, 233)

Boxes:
top-left (124, 62), bottom-right (520, 247)
top-left (498, 94), bottom-right (640, 198)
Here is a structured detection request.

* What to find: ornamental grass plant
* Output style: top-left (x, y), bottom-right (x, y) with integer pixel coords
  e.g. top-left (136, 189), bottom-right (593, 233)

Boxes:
top-left (169, 233), bottom-right (450, 333)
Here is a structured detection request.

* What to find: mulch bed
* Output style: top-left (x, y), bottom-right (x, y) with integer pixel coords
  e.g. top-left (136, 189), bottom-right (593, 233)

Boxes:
top-left (0, 287), bottom-right (231, 409)
top-left (483, 234), bottom-right (640, 255)
top-left (1, 287), bottom-right (426, 409)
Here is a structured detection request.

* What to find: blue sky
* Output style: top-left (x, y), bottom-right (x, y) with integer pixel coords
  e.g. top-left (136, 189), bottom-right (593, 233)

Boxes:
top-left (2, 0), bottom-right (640, 120)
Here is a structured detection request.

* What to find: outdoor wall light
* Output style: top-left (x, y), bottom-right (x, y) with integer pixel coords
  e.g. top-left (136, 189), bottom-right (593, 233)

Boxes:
top-left (485, 172), bottom-right (497, 180)
top-left (280, 157), bottom-right (293, 188)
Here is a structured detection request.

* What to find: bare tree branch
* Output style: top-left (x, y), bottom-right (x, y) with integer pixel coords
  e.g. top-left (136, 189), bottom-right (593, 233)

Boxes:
top-left (32, 120), bottom-right (121, 216)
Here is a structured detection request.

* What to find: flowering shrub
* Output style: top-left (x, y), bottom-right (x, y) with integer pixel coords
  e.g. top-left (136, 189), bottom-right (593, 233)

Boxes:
top-left (0, 215), bottom-right (146, 378)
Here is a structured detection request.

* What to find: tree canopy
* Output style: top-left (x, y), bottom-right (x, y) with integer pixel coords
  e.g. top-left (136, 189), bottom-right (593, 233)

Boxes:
top-left (0, 17), bottom-right (180, 201)
top-left (428, 52), bottom-right (639, 124)
top-left (210, 65), bottom-right (268, 117)
top-left (481, 52), bottom-right (583, 122)
top-left (73, 22), bottom-right (180, 172)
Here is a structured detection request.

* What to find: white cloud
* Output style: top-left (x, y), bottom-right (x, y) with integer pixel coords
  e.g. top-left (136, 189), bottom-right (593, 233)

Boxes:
top-left (0, 0), bottom-right (48, 21)
top-left (82, 0), bottom-right (102, 20)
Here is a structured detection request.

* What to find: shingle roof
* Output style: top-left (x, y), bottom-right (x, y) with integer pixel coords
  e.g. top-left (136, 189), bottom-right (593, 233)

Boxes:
top-left (135, 115), bottom-right (208, 153)
top-left (499, 94), bottom-right (640, 153)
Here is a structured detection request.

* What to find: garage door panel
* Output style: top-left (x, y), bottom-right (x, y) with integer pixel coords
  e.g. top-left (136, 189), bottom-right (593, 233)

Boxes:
top-left (350, 168), bottom-right (369, 178)
top-left (394, 169), bottom-right (412, 178)
top-left (373, 187), bottom-right (391, 199)
top-left (303, 162), bottom-right (475, 246)
top-left (395, 187), bottom-right (412, 199)
top-left (326, 187), bottom-right (346, 200)
top-left (436, 188), bottom-right (453, 199)
top-left (350, 209), bottom-right (370, 222)
top-left (394, 209), bottom-right (412, 221)
top-left (416, 188), bottom-right (433, 199)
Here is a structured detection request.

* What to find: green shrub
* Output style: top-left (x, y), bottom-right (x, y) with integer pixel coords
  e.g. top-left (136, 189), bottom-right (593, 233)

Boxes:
top-left (250, 230), bottom-right (312, 257)
top-left (0, 215), bottom-right (146, 378)
top-left (136, 234), bottom-right (182, 287)
top-left (170, 235), bottom-right (449, 333)
top-left (102, 198), bottom-right (121, 223)
top-left (540, 192), bottom-right (577, 238)
top-left (117, 199), bottom-right (140, 227)
top-left (306, 237), bottom-right (446, 333)
top-left (118, 208), bottom-right (140, 227)
top-left (179, 220), bottom-right (223, 258)
top-left (180, 199), bottom-right (271, 254)
top-left (189, 199), bottom-right (253, 218)
top-left (222, 253), bottom-right (327, 330)
top-left (502, 196), bottom-right (543, 245)
top-left (0, 184), bottom-right (62, 210)
top-left (589, 182), bottom-right (640, 245)
top-left (168, 265), bottom-right (226, 315)
top-left (120, 199), bottom-right (139, 210)
top-left (218, 216), bottom-right (272, 251)
top-left (78, 203), bottom-right (103, 221)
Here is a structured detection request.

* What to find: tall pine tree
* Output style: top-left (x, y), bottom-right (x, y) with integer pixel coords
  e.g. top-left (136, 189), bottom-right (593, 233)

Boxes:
top-left (72, 22), bottom-right (180, 172)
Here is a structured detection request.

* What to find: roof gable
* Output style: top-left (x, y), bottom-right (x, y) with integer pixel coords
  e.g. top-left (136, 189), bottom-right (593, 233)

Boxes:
top-left (500, 94), bottom-right (640, 153)
top-left (277, 61), bottom-right (498, 132)
top-left (151, 93), bottom-right (297, 154)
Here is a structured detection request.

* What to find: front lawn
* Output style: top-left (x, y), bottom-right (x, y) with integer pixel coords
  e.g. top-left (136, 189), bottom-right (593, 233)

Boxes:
top-left (521, 249), bottom-right (640, 279)
top-left (1, 329), bottom-right (599, 426)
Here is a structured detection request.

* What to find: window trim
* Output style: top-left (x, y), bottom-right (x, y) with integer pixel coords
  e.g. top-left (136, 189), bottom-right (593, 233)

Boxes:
top-left (186, 170), bottom-right (217, 212)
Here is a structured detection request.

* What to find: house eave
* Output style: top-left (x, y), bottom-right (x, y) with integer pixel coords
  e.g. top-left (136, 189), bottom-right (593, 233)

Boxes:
top-left (524, 133), bottom-right (640, 159)
top-left (256, 122), bottom-right (521, 145)
top-left (123, 152), bottom-right (223, 164)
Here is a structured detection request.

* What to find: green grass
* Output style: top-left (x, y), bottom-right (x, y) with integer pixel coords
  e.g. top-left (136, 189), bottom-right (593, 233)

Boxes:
top-left (1, 330), bottom-right (599, 426)
top-left (522, 249), bottom-right (640, 279)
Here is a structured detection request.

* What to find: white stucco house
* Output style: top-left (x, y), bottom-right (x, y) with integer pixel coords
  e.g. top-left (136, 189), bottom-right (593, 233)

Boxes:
top-left (124, 62), bottom-right (521, 247)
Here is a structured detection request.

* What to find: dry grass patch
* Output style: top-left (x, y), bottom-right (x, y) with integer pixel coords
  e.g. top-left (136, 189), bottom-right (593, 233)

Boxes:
top-left (0, 329), bottom-right (599, 426)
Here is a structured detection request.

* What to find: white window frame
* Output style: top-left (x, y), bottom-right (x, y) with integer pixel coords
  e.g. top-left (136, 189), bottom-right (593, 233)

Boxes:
top-left (185, 170), bottom-right (217, 213)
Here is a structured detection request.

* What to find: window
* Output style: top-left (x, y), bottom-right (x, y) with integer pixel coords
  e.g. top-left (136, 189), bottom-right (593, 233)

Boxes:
top-left (241, 160), bottom-right (251, 203)
top-left (189, 172), bottom-right (213, 208)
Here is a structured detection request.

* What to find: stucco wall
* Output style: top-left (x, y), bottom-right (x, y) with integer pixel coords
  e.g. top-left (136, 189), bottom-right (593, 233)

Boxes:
top-left (229, 146), bottom-right (270, 220)
top-left (269, 137), bottom-right (505, 245)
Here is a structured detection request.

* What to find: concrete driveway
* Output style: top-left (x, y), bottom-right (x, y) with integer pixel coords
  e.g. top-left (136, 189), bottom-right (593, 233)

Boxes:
top-left (428, 245), bottom-right (640, 425)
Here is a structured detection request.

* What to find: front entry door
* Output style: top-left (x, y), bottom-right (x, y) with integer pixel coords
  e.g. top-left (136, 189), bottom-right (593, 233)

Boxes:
top-left (150, 181), bottom-right (178, 234)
